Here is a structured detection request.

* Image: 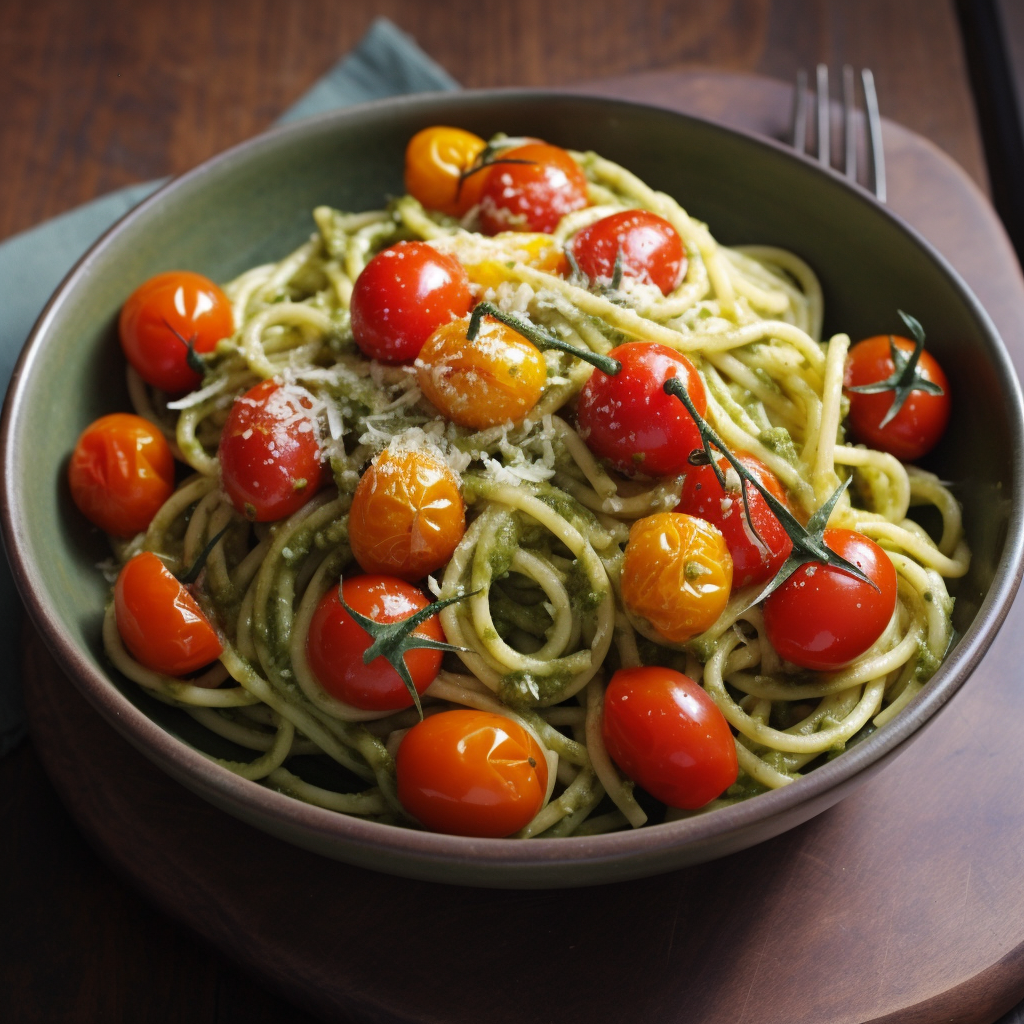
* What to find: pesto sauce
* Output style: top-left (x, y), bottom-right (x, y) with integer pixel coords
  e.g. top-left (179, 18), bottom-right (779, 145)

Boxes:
top-left (499, 668), bottom-right (575, 707)
top-left (757, 426), bottom-right (799, 465)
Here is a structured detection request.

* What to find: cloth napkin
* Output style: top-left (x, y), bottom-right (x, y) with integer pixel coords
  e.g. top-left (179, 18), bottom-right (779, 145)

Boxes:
top-left (0, 18), bottom-right (459, 756)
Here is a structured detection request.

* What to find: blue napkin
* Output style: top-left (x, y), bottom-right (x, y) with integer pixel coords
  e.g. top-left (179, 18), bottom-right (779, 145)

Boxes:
top-left (0, 18), bottom-right (458, 756)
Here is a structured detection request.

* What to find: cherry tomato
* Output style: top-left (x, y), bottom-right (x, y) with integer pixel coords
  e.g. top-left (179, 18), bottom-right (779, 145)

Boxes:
top-left (575, 342), bottom-right (708, 476)
top-left (350, 242), bottom-right (474, 364)
top-left (349, 447), bottom-right (465, 581)
top-left (676, 453), bottom-right (792, 589)
top-left (219, 380), bottom-right (325, 522)
top-left (404, 126), bottom-right (488, 218)
top-left (763, 528), bottom-right (898, 671)
top-left (68, 413), bottom-right (175, 537)
top-left (306, 574), bottom-right (444, 712)
top-left (460, 232), bottom-right (569, 291)
top-left (478, 143), bottom-right (589, 235)
top-left (119, 271), bottom-right (234, 394)
top-left (602, 666), bottom-right (738, 810)
top-left (569, 210), bottom-right (687, 295)
top-left (114, 551), bottom-right (223, 676)
top-left (416, 315), bottom-right (547, 429)
top-left (621, 512), bottom-right (733, 643)
top-left (396, 709), bottom-right (548, 837)
top-left (844, 334), bottom-right (951, 461)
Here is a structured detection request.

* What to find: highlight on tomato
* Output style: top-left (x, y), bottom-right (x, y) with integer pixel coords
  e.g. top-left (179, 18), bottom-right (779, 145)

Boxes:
top-left (478, 142), bottom-right (589, 235)
top-left (415, 314), bottom-right (547, 429)
top-left (68, 413), bottom-right (175, 537)
top-left (568, 209), bottom-right (687, 295)
top-left (844, 334), bottom-right (951, 461)
top-left (763, 528), bottom-right (898, 671)
top-left (575, 342), bottom-right (708, 476)
top-left (676, 452), bottom-right (792, 589)
top-left (306, 574), bottom-right (445, 712)
top-left (396, 709), bottom-right (549, 837)
top-left (119, 271), bottom-right (234, 394)
top-left (620, 512), bottom-right (733, 644)
top-left (114, 551), bottom-right (223, 676)
top-left (348, 447), bottom-right (465, 582)
top-left (350, 241), bottom-right (474, 364)
top-left (602, 666), bottom-right (738, 810)
top-left (404, 126), bottom-right (488, 218)
top-left (218, 380), bottom-right (325, 522)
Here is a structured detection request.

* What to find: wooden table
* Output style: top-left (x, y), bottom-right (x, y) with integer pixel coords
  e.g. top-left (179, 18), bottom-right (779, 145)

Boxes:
top-left (1, 2), bottom-right (1015, 1022)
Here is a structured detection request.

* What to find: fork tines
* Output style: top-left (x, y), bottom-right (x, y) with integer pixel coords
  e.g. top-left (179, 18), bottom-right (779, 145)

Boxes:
top-left (792, 64), bottom-right (886, 203)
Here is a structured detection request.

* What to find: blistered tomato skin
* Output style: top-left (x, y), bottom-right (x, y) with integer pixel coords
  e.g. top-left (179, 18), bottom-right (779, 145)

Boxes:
top-left (306, 575), bottom-right (444, 712)
top-left (396, 710), bottom-right (549, 837)
top-left (478, 143), bottom-right (589, 235)
top-left (416, 315), bottom-right (547, 429)
top-left (621, 512), bottom-right (733, 644)
top-left (763, 528), bottom-right (898, 671)
top-left (569, 210), bottom-right (687, 295)
top-left (404, 126), bottom-right (488, 217)
top-left (218, 380), bottom-right (325, 522)
top-left (602, 666), bottom-right (738, 810)
top-left (348, 447), bottom-right (466, 581)
top-left (119, 271), bottom-right (234, 395)
top-left (114, 552), bottom-right (223, 677)
top-left (844, 335), bottom-right (951, 461)
top-left (350, 242), bottom-right (474, 364)
top-left (676, 453), bottom-right (792, 589)
top-left (68, 413), bottom-right (176, 537)
top-left (575, 342), bottom-right (708, 476)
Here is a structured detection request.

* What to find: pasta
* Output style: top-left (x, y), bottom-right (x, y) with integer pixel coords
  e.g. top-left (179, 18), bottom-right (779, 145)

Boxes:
top-left (92, 137), bottom-right (967, 838)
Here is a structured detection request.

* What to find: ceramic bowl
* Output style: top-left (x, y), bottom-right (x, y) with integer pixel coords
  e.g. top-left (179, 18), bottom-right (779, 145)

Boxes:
top-left (4, 91), bottom-right (1023, 887)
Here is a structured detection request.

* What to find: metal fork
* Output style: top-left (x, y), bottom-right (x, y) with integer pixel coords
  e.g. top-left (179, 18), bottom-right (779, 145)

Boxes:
top-left (792, 64), bottom-right (886, 203)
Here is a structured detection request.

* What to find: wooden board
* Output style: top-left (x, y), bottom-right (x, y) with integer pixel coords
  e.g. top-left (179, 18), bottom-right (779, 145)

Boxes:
top-left (25, 71), bottom-right (1024, 1024)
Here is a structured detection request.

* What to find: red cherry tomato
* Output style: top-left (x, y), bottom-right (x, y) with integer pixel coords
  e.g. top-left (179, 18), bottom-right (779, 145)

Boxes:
top-left (478, 143), bottom-right (589, 235)
top-left (844, 334), bottom-right (951, 461)
top-left (114, 551), bottom-right (223, 676)
top-left (676, 453), bottom-right (792, 589)
top-left (68, 413), bottom-right (175, 537)
top-left (396, 709), bottom-right (548, 837)
top-left (119, 271), bottom-right (234, 394)
top-left (569, 210), bottom-right (687, 295)
top-left (602, 666), bottom-right (738, 810)
top-left (575, 342), bottom-right (708, 475)
top-left (763, 528), bottom-right (898, 671)
top-left (219, 380), bottom-right (325, 522)
top-left (306, 575), bottom-right (444, 712)
top-left (350, 242), bottom-right (474, 363)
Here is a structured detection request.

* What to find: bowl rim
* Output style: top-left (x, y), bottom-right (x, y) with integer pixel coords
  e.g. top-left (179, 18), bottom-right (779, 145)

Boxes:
top-left (5, 87), bottom-right (1024, 882)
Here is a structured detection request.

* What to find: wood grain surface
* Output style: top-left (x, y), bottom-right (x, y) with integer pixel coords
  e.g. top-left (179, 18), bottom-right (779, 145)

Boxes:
top-left (2, 2), bottom-right (1017, 1023)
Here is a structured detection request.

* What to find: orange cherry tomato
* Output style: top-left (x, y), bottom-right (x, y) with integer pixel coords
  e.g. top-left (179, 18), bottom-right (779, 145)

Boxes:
top-left (68, 413), bottom-right (175, 537)
top-left (218, 380), bottom-right (326, 522)
top-left (405, 126), bottom-right (488, 218)
top-left (306, 574), bottom-right (444, 712)
top-left (602, 666), bottom-right (738, 810)
top-left (119, 271), bottom-right (234, 394)
top-left (396, 709), bottom-right (548, 837)
top-left (569, 210), bottom-right (687, 295)
top-left (844, 334), bottom-right (951, 461)
top-left (478, 143), bottom-right (589, 235)
top-left (620, 512), bottom-right (733, 643)
top-left (415, 315), bottom-right (547, 429)
top-left (763, 528), bottom-right (898, 671)
top-left (114, 551), bottom-right (223, 676)
top-left (348, 448), bottom-right (465, 581)
top-left (676, 453), bottom-right (792, 589)
top-left (350, 242), bottom-right (475, 364)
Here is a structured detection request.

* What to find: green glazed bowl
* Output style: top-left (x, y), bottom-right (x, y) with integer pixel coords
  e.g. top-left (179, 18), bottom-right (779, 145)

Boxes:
top-left (4, 91), bottom-right (1023, 887)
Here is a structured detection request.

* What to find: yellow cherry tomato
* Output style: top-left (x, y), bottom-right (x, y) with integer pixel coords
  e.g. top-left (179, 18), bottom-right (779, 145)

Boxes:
top-left (348, 447), bottom-right (466, 581)
top-left (415, 315), bottom-right (547, 430)
top-left (405, 126), bottom-right (488, 218)
top-left (621, 512), bottom-right (733, 644)
top-left (461, 233), bottom-right (569, 292)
